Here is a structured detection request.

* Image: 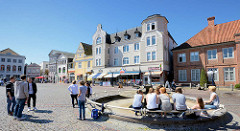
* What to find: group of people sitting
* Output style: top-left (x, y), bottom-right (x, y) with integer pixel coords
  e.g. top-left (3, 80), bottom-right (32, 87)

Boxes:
top-left (132, 86), bottom-right (220, 118)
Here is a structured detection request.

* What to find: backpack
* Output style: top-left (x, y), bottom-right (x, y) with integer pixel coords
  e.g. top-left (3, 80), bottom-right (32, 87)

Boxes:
top-left (91, 109), bottom-right (99, 119)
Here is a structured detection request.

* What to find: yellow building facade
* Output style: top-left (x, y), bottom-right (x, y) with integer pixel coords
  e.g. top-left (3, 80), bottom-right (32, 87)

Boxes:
top-left (73, 42), bottom-right (93, 81)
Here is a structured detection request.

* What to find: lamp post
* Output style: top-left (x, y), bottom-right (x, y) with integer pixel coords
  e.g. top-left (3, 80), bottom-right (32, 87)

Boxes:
top-left (111, 71), bottom-right (114, 87)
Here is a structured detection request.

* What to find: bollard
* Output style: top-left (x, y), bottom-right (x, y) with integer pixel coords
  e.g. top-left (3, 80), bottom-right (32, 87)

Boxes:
top-left (190, 83), bottom-right (192, 89)
top-left (231, 84), bottom-right (233, 91)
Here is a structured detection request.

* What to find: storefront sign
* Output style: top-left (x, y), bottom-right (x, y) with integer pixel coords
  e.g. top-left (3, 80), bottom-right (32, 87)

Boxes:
top-left (148, 67), bottom-right (160, 71)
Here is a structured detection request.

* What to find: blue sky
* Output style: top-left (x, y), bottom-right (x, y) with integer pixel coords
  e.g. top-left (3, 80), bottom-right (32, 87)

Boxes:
top-left (0, 0), bottom-right (239, 64)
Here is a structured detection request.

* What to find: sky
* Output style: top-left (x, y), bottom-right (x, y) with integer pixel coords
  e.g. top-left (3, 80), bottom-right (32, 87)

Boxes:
top-left (0, 0), bottom-right (239, 64)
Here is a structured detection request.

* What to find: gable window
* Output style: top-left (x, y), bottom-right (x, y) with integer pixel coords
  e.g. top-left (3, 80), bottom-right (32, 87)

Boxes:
top-left (152, 36), bottom-right (156, 45)
top-left (191, 69), bottom-right (200, 81)
top-left (123, 57), bottom-right (129, 65)
top-left (223, 47), bottom-right (234, 58)
top-left (152, 51), bottom-right (156, 60)
top-left (147, 37), bottom-right (150, 46)
top-left (134, 56), bottom-right (139, 64)
top-left (224, 67), bottom-right (235, 81)
top-left (178, 53), bottom-right (186, 63)
top-left (147, 52), bottom-right (151, 61)
top-left (208, 49), bottom-right (217, 60)
top-left (179, 70), bottom-right (187, 81)
top-left (96, 37), bottom-right (102, 44)
top-left (114, 47), bottom-right (118, 54)
top-left (114, 58), bottom-right (118, 66)
top-left (78, 62), bottom-right (82, 68)
top-left (123, 45), bottom-right (129, 53)
top-left (134, 43), bottom-right (139, 51)
top-left (146, 22), bottom-right (156, 31)
top-left (190, 52), bottom-right (199, 62)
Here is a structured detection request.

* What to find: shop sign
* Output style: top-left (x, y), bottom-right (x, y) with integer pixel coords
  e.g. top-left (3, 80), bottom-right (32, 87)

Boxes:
top-left (148, 67), bottom-right (160, 71)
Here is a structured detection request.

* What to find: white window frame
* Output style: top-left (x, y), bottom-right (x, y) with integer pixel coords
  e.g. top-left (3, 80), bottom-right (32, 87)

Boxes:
top-left (191, 69), bottom-right (200, 81)
top-left (99, 47), bottom-right (101, 54)
top-left (146, 22), bottom-right (156, 31)
top-left (96, 59), bottom-right (98, 66)
top-left (207, 49), bottom-right (217, 60)
top-left (224, 67), bottom-right (235, 81)
top-left (96, 37), bottom-right (102, 44)
top-left (99, 59), bottom-right (101, 66)
top-left (147, 52), bottom-right (151, 61)
top-left (96, 48), bottom-right (98, 55)
top-left (114, 58), bottom-right (118, 66)
top-left (134, 56), bottom-right (139, 64)
top-left (123, 45), bottom-right (129, 53)
top-left (223, 47), bottom-right (234, 59)
top-left (114, 47), bottom-right (118, 54)
top-left (152, 51), bottom-right (156, 60)
top-left (134, 43), bottom-right (139, 51)
top-left (152, 36), bottom-right (156, 45)
top-left (178, 70), bottom-right (187, 81)
top-left (123, 57), bottom-right (129, 65)
top-left (178, 53), bottom-right (186, 63)
top-left (190, 52), bottom-right (199, 62)
top-left (147, 37), bottom-right (150, 46)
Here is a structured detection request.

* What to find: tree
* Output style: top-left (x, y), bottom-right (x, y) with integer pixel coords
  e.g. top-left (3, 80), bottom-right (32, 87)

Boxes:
top-left (44, 69), bottom-right (49, 76)
top-left (200, 68), bottom-right (208, 87)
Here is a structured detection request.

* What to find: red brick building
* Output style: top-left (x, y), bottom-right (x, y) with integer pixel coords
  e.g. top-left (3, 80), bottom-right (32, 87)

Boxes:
top-left (172, 17), bottom-right (240, 87)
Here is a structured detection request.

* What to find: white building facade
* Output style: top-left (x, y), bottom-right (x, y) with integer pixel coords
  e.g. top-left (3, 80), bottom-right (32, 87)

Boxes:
top-left (0, 48), bottom-right (25, 81)
top-left (39, 61), bottom-right (49, 77)
top-left (26, 63), bottom-right (41, 78)
top-left (91, 14), bottom-right (177, 85)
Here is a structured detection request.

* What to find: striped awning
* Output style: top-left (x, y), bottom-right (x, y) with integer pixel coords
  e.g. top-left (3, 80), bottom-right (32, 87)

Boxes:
top-left (144, 71), bottom-right (163, 76)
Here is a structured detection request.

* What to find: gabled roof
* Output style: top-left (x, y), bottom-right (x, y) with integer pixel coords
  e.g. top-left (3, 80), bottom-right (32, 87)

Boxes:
top-left (0, 48), bottom-right (20, 56)
top-left (186, 19), bottom-right (240, 47)
top-left (27, 63), bottom-right (41, 67)
top-left (81, 43), bottom-right (92, 56)
top-left (49, 50), bottom-right (75, 58)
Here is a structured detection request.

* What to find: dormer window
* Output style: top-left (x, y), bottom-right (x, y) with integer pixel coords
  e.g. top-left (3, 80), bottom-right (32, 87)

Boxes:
top-left (96, 37), bottom-right (102, 44)
top-left (115, 33), bottom-right (121, 42)
top-left (134, 28), bottom-right (141, 37)
top-left (124, 31), bottom-right (130, 40)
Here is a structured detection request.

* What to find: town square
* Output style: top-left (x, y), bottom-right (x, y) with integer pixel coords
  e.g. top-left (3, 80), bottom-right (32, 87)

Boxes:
top-left (0, 0), bottom-right (240, 130)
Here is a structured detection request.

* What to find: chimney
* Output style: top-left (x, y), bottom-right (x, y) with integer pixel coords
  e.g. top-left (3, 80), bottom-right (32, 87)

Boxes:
top-left (207, 16), bottom-right (215, 27)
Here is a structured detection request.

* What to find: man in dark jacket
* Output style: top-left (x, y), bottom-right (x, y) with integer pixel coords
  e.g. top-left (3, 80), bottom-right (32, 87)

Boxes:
top-left (27, 77), bottom-right (37, 111)
top-left (6, 76), bottom-right (16, 116)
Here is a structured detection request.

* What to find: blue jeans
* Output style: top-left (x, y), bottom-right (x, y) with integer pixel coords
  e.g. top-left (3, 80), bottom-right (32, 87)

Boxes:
top-left (7, 97), bottom-right (16, 114)
top-left (14, 99), bottom-right (26, 118)
top-left (205, 104), bottom-right (217, 109)
top-left (78, 100), bottom-right (85, 119)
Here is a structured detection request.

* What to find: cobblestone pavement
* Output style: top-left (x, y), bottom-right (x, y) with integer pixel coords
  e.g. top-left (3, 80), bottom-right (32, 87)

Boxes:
top-left (0, 84), bottom-right (240, 131)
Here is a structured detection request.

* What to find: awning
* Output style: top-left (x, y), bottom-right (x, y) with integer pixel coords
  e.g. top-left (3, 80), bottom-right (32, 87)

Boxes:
top-left (35, 76), bottom-right (44, 79)
top-left (104, 74), bottom-right (120, 78)
top-left (92, 73), bottom-right (102, 79)
top-left (120, 73), bottom-right (139, 76)
top-left (97, 73), bottom-right (108, 79)
top-left (144, 71), bottom-right (163, 76)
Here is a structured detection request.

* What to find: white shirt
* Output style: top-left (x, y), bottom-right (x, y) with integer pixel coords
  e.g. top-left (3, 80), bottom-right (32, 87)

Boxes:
top-left (29, 83), bottom-right (34, 94)
top-left (147, 93), bottom-right (158, 109)
top-left (210, 92), bottom-right (220, 107)
top-left (132, 94), bottom-right (142, 107)
top-left (68, 84), bottom-right (78, 95)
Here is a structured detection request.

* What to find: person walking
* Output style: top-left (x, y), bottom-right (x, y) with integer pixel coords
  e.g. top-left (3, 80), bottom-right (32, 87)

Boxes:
top-left (85, 82), bottom-right (92, 98)
top-left (68, 80), bottom-right (78, 108)
top-left (27, 77), bottom-right (38, 111)
top-left (6, 76), bottom-right (16, 116)
top-left (77, 81), bottom-right (88, 120)
top-left (14, 75), bottom-right (29, 121)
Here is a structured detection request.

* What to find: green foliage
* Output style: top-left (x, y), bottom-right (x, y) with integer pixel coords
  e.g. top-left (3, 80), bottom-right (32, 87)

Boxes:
top-left (235, 84), bottom-right (240, 89)
top-left (200, 68), bottom-right (208, 87)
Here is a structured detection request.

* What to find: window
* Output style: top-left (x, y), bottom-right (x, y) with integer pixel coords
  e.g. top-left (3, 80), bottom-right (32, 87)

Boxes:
top-left (223, 47), bottom-right (234, 58)
top-left (78, 62), bottom-right (82, 68)
top-left (134, 43), bottom-right (139, 51)
top-left (96, 48), bottom-right (98, 55)
top-left (224, 67), bottom-right (235, 81)
top-left (124, 35), bottom-right (129, 40)
top-left (96, 59), bottom-right (98, 66)
top-left (151, 23), bottom-right (155, 30)
top-left (59, 68), bottom-right (61, 73)
top-left (88, 61), bottom-right (90, 68)
top-left (13, 59), bottom-right (17, 63)
top-left (1, 58), bottom-right (5, 62)
top-left (147, 24), bottom-right (150, 31)
top-left (18, 66), bottom-right (21, 72)
top-left (18, 59), bottom-right (22, 63)
top-left (147, 52), bottom-right (151, 61)
top-left (179, 70), bottom-right (187, 81)
top-left (99, 59), bottom-right (101, 66)
top-left (114, 58), bottom-right (118, 66)
top-left (152, 52), bottom-right (156, 60)
top-left (108, 48), bottom-right (110, 54)
top-left (96, 37), bottom-right (102, 44)
top-left (134, 56), bottom-right (139, 64)
top-left (6, 65), bottom-right (11, 71)
top-left (135, 33), bottom-right (140, 37)
top-left (114, 47), bottom-right (118, 54)
top-left (123, 57), bottom-right (129, 65)
top-left (123, 45), bottom-right (129, 53)
top-left (178, 53), bottom-right (186, 62)
top-left (28, 69), bottom-right (31, 73)
top-left (63, 67), bottom-right (66, 73)
top-left (0, 65), bottom-right (5, 71)
top-left (190, 52), bottom-right (199, 61)
top-left (208, 50), bottom-right (217, 60)
top-left (152, 36), bottom-right (156, 45)
top-left (191, 69), bottom-right (200, 81)
top-left (99, 47), bottom-right (101, 54)
top-left (7, 59), bottom-right (11, 62)
top-left (147, 37), bottom-right (150, 46)
top-left (46, 64), bottom-right (48, 68)
top-left (207, 68), bottom-right (218, 81)
top-left (12, 65), bottom-right (16, 72)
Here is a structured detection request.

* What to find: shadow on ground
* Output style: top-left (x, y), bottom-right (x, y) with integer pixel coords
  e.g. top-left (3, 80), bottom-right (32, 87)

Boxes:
top-left (34, 110), bottom-right (53, 114)
top-left (24, 114), bottom-right (54, 124)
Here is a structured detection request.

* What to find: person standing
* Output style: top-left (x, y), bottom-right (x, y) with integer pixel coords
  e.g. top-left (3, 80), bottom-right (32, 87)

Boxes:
top-left (77, 81), bottom-right (88, 120)
top-left (85, 82), bottom-right (92, 98)
top-left (27, 77), bottom-right (38, 111)
top-left (14, 75), bottom-right (29, 121)
top-left (6, 76), bottom-right (16, 116)
top-left (68, 80), bottom-right (78, 108)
